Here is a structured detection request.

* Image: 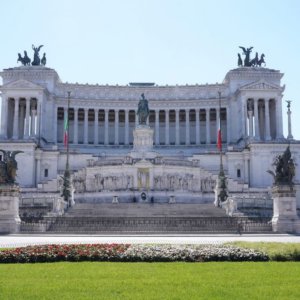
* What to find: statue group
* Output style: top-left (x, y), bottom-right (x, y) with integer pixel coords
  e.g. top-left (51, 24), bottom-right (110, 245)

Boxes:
top-left (17, 44), bottom-right (46, 66)
top-left (238, 46), bottom-right (265, 67)
top-left (0, 150), bottom-right (23, 184)
top-left (268, 146), bottom-right (295, 186)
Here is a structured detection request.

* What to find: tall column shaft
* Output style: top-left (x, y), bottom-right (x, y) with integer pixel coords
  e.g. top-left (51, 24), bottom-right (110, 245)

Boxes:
top-left (175, 109), bottom-right (180, 145)
top-left (73, 108), bottom-right (78, 144)
top-left (216, 107), bottom-right (220, 141)
top-left (264, 99), bottom-right (271, 140)
top-left (241, 98), bottom-right (246, 137)
top-left (155, 110), bottom-right (160, 145)
top-left (94, 109), bottom-right (99, 145)
top-left (36, 100), bottom-right (41, 139)
top-left (275, 98), bottom-right (284, 139)
top-left (104, 109), bottom-right (109, 145)
top-left (206, 108), bottom-right (210, 144)
top-left (226, 107), bottom-right (230, 144)
top-left (185, 109), bottom-right (190, 145)
top-left (30, 109), bottom-right (36, 137)
top-left (12, 98), bottom-right (20, 139)
top-left (53, 106), bottom-right (58, 143)
top-left (0, 95), bottom-right (8, 139)
top-left (254, 99), bottom-right (260, 140)
top-left (248, 110), bottom-right (253, 138)
top-left (125, 110), bottom-right (129, 145)
top-left (24, 98), bottom-right (30, 139)
top-left (84, 108), bottom-right (89, 144)
top-left (19, 104), bottom-right (25, 139)
top-left (165, 110), bottom-right (169, 145)
top-left (114, 110), bottom-right (119, 145)
top-left (195, 109), bottom-right (200, 145)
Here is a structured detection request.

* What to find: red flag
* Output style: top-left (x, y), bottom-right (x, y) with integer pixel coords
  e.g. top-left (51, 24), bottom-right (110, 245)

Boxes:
top-left (217, 129), bottom-right (222, 150)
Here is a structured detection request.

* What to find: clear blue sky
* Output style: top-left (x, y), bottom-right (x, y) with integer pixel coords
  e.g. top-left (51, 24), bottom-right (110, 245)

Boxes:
top-left (1, 0), bottom-right (300, 139)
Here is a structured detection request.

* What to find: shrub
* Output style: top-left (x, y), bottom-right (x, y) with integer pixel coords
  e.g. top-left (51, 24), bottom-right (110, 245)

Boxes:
top-left (0, 244), bottom-right (269, 263)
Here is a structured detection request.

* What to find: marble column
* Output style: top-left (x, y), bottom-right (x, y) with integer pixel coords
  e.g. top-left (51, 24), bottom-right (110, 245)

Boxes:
top-left (287, 103), bottom-right (293, 140)
top-left (30, 109), bottom-right (36, 137)
top-left (24, 98), bottom-right (31, 139)
top-left (84, 108), bottom-right (89, 144)
top-left (19, 104), bottom-right (25, 139)
top-left (94, 108), bottom-right (99, 145)
top-left (241, 97), bottom-right (246, 137)
top-left (12, 98), bottom-right (20, 139)
top-left (275, 98), bottom-right (284, 139)
top-left (206, 108), bottom-right (211, 144)
top-left (165, 109), bottom-right (170, 145)
top-left (226, 107), bottom-right (230, 144)
top-left (216, 107), bottom-right (220, 141)
top-left (125, 110), bottom-right (129, 145)
top-left (36, 100), bottom-right (41, 139)
top-left (185, 109), bottom-right (190, 145)
top-left (114, 110), bottom-right (119, 145)
top-left (175, 109), bottom-right (180, 145)
top-left (248, 110), bottom-right (253, 138)
top-left (73, 108), bottom-right (78, 144)
top-left (53, 106), bottom-right (58, 143)
top-left (0, 95), bottom-right (8, 139)
top-left (254, 98), bottom-right (260, 140)
top-left (195, 108), bottom-right (200, 145)
top-left (264, 99), bottom-right (271, 140)
top-left (155, 110), bottom-right (160, 145)
top-left (104, 109), bottom-right (109, 145)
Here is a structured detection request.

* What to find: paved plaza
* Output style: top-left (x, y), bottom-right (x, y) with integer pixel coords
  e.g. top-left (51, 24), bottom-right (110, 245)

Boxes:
top-left (0, 234), bottom-right (300, 248)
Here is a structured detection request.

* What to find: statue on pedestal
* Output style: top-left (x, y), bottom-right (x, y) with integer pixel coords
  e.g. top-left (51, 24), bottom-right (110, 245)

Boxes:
top-left (0, 150), bottom-right (23, 184)
top-left (267, 146), bottom-right (295, 186)
top-left (137, 93), bottom-right (149, 125)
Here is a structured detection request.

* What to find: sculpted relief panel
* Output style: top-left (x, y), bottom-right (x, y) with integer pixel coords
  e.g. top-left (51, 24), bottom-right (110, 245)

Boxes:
top-left (71, 166), bottom-right (216, 193)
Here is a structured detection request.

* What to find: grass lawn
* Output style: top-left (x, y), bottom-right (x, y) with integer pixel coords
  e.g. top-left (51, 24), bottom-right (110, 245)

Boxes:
top-left (0, 262), bottom-right (300, 300)
top-left (228, 242), bottom-right (300, 260)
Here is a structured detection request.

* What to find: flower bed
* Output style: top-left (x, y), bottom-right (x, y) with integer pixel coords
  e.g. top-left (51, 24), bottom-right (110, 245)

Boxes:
top-left (0, 244), bottom-right (269, 263)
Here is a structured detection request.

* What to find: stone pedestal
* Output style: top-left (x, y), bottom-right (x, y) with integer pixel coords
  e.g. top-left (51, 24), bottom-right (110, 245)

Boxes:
top-left (133, 125), bottom-right (154, 152)
top-left (271, 185), bottom-right (300, 233)
top-left (0, 185), bottom-right (21, 233)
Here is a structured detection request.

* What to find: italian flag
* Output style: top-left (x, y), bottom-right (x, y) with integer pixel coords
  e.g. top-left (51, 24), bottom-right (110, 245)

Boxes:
top-left (63, 114), bottom-right (68, 147)
top-left (217, 129), bottom-right (222, 151)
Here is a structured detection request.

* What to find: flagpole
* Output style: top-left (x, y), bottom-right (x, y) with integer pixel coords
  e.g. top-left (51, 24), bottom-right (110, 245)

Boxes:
top-left (62, 91), bottom-right (71, 207)
top-left (218, 91), bottom-right (223, 171)
top-left (216, 91), bottom-right (227, 206)
top-left (66, 91), bottom-right (70, 170)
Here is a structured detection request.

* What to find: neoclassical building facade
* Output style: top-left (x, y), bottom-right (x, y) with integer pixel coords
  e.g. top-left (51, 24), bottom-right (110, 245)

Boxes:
top-left (0, 65), bottom-right (299, 207)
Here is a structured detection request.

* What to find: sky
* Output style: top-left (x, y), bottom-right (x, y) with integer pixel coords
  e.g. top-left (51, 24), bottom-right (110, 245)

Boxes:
top-left (1, 0), bottom-right (300, 139)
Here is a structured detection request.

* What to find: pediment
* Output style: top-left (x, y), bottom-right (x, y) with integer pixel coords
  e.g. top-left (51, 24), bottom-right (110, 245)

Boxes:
top-left (240, 80), bottom-right (281, 91)
top-left (3, 79), bottom-right (43, 90)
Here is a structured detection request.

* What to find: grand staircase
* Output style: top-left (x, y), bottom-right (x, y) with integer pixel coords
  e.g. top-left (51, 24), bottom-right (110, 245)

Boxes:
top-left (45, 203), bottom-right (272, 234)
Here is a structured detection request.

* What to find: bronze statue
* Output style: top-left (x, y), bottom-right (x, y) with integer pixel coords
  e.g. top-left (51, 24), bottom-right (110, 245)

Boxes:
top-left (239, 46), bottom-right (253, 67)
top-left (137, 93), bottom-right (150, 125)
top-left (17, 51), bottom-right (31, 66)
top-left (237, 47), bottom-right (266, 67)
top-left (257, 53), bottom-right (265, 67)
top-left (267, 146), bottom-right (295, 186)
top-left (237, 53), bottom-right (243, 67)
top-left (41, 53), bottom-right (47, 66)
top-left (0, 150), bottom-right (23, 184)
top-left (32, 44), bottom-right (43, 66)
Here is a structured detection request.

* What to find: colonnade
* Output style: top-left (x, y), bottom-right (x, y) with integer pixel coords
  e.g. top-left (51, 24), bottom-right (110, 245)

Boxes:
top-left (0, 97), bottom-right (40, 139)
top-left (54, 106), bottom-right (229, 146)
top-left (245, 98), bottom-right (283, 141)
